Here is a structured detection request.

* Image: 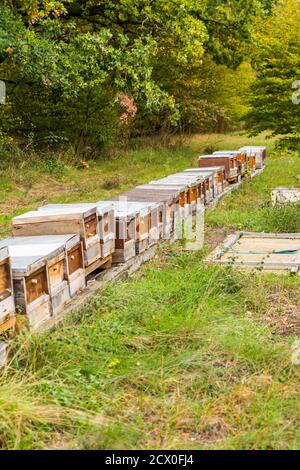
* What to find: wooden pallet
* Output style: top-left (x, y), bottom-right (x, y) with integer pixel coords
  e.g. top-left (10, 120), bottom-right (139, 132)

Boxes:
top-left (206, 232), bottom-right (300, 275)
top-left (272, 188), bottom-right (300, 205)
top-left (85, 254), bottom-right (112, 276)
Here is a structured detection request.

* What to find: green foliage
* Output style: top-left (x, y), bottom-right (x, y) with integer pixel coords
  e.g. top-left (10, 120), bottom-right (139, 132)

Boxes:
top-left (248, 0), bottom-right (300, 142)
top-left (0, 1), bottom-right (275, 150)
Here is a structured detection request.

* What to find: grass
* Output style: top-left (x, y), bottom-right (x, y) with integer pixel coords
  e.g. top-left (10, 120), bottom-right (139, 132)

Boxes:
top-left (1, 133), bottom-right (300, 450)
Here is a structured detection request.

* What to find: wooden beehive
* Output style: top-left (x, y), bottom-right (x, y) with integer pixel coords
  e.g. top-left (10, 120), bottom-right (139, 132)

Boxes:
top-left (206, 232), bottom-right (300, 275)
top-left (39, 203), bottom-right (115, 260)
top-left (239, 146), bottom-right (266, 170)
top-left (271, 188), bottom-right (300, 206)
top-left (0, 238), bottom-right (81, 325)
top-left (95, 202), bottom-right (115, 258)
top-left (199, 155), bottom-right (239, 183)
top-left (156, 174), bottom-right (204, 208)
top-left (6, 250), bottom-right (51, 330)
top-left (118, 186), bottom-right (181, 239)
top-left (167, 173), bottom-right (213, 206)
top-left (184, 166), bottom-right (227, 196)
top-left (115, 200), bottom-right (160, 248)
top-left (213, 151), bottom-right (246, 178)
top-left (13, 206), bottom-right (101, 276)
top-left (99, 201), bottom-right (138, 263)
top-left (183, 169), bottom-right (220, 199)
top-left (137, 185), bottom-right (185, 238)
top-left (1, 235), bottom-right (85, 299)
top-left (0, 246), bottom-right (15, 333)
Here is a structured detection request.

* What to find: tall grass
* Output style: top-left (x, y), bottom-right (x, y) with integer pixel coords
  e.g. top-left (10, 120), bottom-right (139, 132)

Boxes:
top-left (1, 135), bottom-right (300, 449)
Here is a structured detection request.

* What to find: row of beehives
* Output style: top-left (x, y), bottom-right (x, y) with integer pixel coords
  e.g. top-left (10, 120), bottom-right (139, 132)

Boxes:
top-left (0, 145), bottom-right (266, 337)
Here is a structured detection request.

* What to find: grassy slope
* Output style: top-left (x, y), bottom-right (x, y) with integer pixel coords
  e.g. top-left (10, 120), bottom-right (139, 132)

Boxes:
top-left (1, 134), bottom-right (300, 450)
top-left (0, 133), bottom-right (274, 237)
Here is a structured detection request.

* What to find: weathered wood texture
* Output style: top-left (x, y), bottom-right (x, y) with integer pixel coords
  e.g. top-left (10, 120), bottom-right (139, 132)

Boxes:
top-left (0, 235), bottom-right (86, 329)
top-left (0, 341), bottom-right (8, 368)
top-left (39, 203), bottom-right (116, 259)
top-left (239, 146), bottom-right (267, 170)
top-left (213, 151), bottom-right (247, 177)
top-left (13, 206), bottom-right (101, 270)
top-left (199, 155), bottom-right (239, 183)
top-left (112, 187), bottom-right (181, 240)
top-left (20, 167), bottom-right (264, 334)
top-left (271, 188), bottom-right (300, 205)
top-left (0, 247), bottom-right (15, 329)
top-left (206, 232), bottom-right (300, 275)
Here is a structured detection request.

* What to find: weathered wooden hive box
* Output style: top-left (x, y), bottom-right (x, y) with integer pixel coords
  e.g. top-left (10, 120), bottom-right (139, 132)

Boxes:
top-left (181, 171), bottom-right (214, 204)
top-left (239, 146), bottom-right (266, 170)
top-left (1, 235), bottom-right (85, 299)
top-left (39, 202), bottom-right (115, 260)
top-left (0, 237), bottom-right (84, 327)
top-left (99, 201), bottom-right (138, 263)
top-left (137, 185), bottom-right (184, 238)
top-left (112, 200), bottom-right (160, 252)
top-left (118, 186), bottom-right (181, 239)
top-left (213, 151), bottom-right (246, 178)
top-left (271, 188), bottom-right (300, 205)
top-left (199, 155), bottom-right (239, 183)
top-left (107, 200), bottom-right (153, 255)
top-left (150, 176), bottom-right (198, 208)
top-left (150, 174), bottom-right (205, 219)
top-left (2, 248), bottom-right (52, 330)
top-left (95, 202), bottom-right (115, 258)
top-left (206, 232), bottom-right (300, 275)
top-left (13, 206), bottom-right (101, 275)
top-left (125, 201), bottom-right (160, 247)
top-left (170, 172), bottom-right (213, 208)
top-left (184, 168), bottom-right (225, 199)
top-left (0, 246), bottom-right (15, 333)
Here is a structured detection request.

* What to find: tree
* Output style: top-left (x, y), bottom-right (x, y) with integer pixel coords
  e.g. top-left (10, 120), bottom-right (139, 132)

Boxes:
top-left (0, 0), bottom-right (275, 151)
top-left (247, 0), bottom-right (300, 146)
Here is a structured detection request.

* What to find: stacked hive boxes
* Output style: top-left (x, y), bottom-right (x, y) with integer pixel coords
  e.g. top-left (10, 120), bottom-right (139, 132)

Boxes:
top-left (0, 143), bottom-right (267, 340)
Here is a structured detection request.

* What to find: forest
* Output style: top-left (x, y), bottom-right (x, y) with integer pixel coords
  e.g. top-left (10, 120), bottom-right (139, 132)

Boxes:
top-left (0, 0), bottom-right (299, 157)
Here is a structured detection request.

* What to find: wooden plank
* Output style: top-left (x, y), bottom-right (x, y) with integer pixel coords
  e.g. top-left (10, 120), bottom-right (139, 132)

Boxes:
top-left (0, 316), bottom-right (16, 333)
top-left (13, 219), bottom-right (83, 238)
top-left (206, 231), bottom-right (300, 274)
top-left (85, 254), bottom-right (112, 276)
top-left (25, 267), bottom-right (49, 305)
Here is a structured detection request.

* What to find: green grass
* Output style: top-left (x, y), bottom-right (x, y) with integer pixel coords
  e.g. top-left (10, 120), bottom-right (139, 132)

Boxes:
top-left (1, 133), bottom-right (300, 450)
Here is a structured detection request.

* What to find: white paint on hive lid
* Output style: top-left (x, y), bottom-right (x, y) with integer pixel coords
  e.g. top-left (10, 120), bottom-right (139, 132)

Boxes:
top-left (139, 183), bottom-right (188, 191)
top-left (184, 166), bottom-right (225, 172)
top-left (213, 150), bottom-right (243, 155)
top-left (198, 154), bottom-right (234, 159)
top-left (102, 200), bottom-right (148, 217)
top-left (14, 206), bottom-right (97, 222)
top-left (4, 242), bottom-right (66, 274)
top-left (239, 146), bottom-right (266, 158)
top-left (39, 202), bottom-right (114, 216)
top-left (164, 173), bottom-right (204, 182)
top-left (0, 234), bottom-right (80, 252)
top-left (0, 246), bottom-right (9, 263)
top-left (9, 255), bottom-right (46, 274)
top-left (149, 176), bottom-right (202, 186)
